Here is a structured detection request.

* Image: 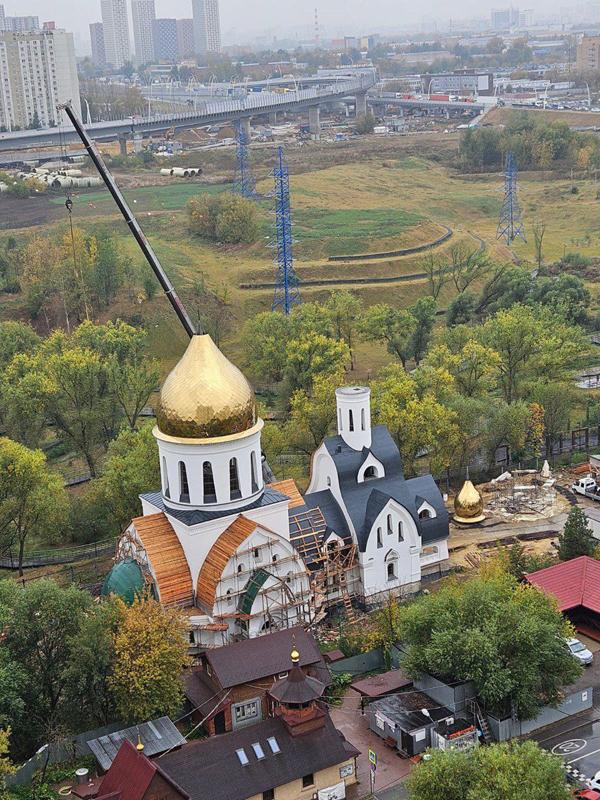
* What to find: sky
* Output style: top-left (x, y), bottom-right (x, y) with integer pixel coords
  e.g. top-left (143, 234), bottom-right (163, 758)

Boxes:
top-left (1, 0), bottom-right (571, 49)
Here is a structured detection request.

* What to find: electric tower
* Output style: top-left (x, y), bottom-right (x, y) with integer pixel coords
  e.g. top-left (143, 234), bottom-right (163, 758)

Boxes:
top-left (232, 118), bottom-right (258, 201)
top-left (496, 151), bottom-right (526, 245)
top-left (270, 146), bottom-right (301, 314)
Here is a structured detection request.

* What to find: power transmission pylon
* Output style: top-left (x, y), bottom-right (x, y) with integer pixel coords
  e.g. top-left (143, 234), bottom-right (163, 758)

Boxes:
top-left (232, 118), bottom-right (258, 200)
top-left (496, 151), bottom-right (526, 245)
top-left (270, 146), bottom-right (301, 314)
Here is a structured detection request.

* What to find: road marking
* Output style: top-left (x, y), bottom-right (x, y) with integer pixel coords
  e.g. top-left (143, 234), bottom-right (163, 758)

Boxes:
top-left (568, 746), bottom-right (600, 764)
top-left (552, 739), bottom-right (587, 755)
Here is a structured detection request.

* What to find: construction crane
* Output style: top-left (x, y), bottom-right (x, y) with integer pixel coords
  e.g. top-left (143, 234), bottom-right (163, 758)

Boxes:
top-left (58, 101), bottom-right (196, 338)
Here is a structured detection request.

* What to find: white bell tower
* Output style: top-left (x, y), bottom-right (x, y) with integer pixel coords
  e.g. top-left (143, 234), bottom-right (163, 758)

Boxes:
top-left (336, 386), bottom-right (372, 451)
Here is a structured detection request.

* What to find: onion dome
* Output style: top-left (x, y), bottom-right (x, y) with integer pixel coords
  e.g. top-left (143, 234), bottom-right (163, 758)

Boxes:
top-left (156, 334), bottom-right (257, 439)
top-left (454, 479), bottom-right (485, 524)
top-left (101, 559), bottom-right (149, 605)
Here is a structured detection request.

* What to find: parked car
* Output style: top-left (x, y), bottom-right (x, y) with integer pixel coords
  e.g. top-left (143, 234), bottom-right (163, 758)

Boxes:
top-left (567, 637), bottom-right (594, 666)
top-left (572, 789), bottom-right (600, 799)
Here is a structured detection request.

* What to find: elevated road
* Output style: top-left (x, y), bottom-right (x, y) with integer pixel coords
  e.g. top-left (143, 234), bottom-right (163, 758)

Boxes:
top-left (0, 74), bottom-right (375, 152)
top-left (368, 93), bottom-right (486, 117)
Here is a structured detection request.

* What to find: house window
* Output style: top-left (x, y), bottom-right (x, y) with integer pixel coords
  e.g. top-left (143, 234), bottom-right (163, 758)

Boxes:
top-left (349, 409), bottom-right (354, 431)
top-left (254, 547), bottom-right (261, 561)
top-left (229, 457), bottom-right (241, 501)
top-left (278, 671), bottom-right (288, 679)
top-left (364, 465), bottom-right (378, 481)
top-left (398, 521), bottom-right (403, 541)
top-left (377, 527), bottom-right (382, 548)
top-left (263, 791), bottom-right (275, 800)
top-left (387, 562), bottom-right (396, 581)
top-left (302, 774), bottom-right (314, 789)
top-left (234, 699), bottom-right (259, 723)
top-left (179, 461), bottom-right (189, 503)
top-left (387, 514), bottom-right (393, 535)
top-left (251, 451), bottom-right (259, 493)
top-left (203, 461), bottom-right (217, 503)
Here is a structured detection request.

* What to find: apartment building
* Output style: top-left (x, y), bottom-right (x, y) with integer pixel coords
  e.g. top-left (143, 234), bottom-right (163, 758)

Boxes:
top-left (131, 0), bottom-right (155, 66)
top-left (153, 18), bottom-right (178, 62)
top-left (577, 35), bottom-right (600, 72)
top-left (89, 22), bottom-right (107, 68)
top-left (192, 0), bottom-right (221, 55)
top-left (100, 0), bottom-right (130, 69)
top-left (176, 18), bottom-right (194, 57)
top-left (0, 28), bottom-right (81, 130)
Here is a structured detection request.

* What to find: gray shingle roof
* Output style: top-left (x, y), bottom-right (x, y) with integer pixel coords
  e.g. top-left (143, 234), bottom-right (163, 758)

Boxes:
top-left (310, 426), bottom-right (448, 552)
top-left (88, 717), bottom-right (186, 771)
top-left (158, 714), bottom-right (359, 800)
top-left (141, 486), bottom-right (288, 527)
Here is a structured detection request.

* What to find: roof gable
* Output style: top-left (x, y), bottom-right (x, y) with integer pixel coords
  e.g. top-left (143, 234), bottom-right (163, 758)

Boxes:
top-left (96, 740), bottom-right (156, 800)
top-left (132, 513), bottom-right (193, 606)
top-left (196, 515), bottom-right (257, 610)
top-left (526, 555), bottom-right (600, 613)
top-left (268, 479), bottom-right (304, 508)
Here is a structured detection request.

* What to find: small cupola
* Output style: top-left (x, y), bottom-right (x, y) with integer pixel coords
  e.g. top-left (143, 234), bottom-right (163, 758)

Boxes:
top-left (269, 638), bottom-right (326, 735)
top-left (336, 386), bottom-right (371, 451)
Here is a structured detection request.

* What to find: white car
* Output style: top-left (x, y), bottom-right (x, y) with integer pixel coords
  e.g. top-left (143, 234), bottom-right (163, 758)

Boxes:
top-left (567, 637), bottom-right (594, 666)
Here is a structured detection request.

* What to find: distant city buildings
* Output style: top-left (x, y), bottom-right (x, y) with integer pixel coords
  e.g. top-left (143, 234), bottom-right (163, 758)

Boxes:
top-left (0, 27), bottom-right (81, 130)
top-left (89, 21), bottom-right (107, 68)
top-left (491, 7), bottom-right (521, 29)
top-left (176, 18), bottom-right (195, 58)
top-left (422, 69), bottom-right (494, 96)
top-left (0, 5), bottom-right (39, 32)
top-left (100, 0), bottom-right (131, 69)
top-left (192, 0), bottom-right (221, 55)
top-left (577, 34), bottom-right (600, 71)
top-left (153, 18), bottom-right (178, 62)
top-left (131, 0), bottom-right (156, 66)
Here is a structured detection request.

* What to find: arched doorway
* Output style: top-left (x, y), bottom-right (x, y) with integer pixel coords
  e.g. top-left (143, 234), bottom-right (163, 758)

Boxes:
top-left (213, 710), bottom-right (226, 735)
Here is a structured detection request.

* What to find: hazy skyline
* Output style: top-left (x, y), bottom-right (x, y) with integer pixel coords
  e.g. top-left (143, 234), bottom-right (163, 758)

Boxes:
top-left (0, 0), bottom-right (585, 46)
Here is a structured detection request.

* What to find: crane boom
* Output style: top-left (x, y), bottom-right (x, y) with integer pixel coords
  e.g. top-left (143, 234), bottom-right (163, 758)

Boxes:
top-left (59, 102), bottom-right (196, 338)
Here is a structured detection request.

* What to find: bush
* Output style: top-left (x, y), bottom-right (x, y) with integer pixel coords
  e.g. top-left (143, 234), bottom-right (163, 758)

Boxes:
top-left (355, 113), bottom-right (376, 135)
top-left (187, 193), bottom-right (260, 244)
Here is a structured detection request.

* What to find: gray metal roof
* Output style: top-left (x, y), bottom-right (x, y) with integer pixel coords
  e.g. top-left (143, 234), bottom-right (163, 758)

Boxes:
top-left (141, 486), bottom-right (288, 528)
top-left (309, 426), bottom-right (448, 551)
top-left (370, 693), bottom-right (451, 732)
top-left (88, 716), bottom-right (186, 771)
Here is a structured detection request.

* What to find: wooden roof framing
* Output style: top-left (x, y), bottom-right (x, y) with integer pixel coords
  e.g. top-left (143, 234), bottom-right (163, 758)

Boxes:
top-left (132, 513), bottom-right (194, 606)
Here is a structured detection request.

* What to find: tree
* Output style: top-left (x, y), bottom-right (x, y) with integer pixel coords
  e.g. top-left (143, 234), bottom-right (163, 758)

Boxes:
top-left (359, 304), bottom-right (416, 370)
top-left (0, 728), bottom-right (14, 798)
top-left (287, 373), bottom-right (340, 454)
top-left (558, 506), bottom-right (597, 561)
top-left (407, 741), bottom-right (570, 800)
top-left (446, 292), bottom-right (476, 326)
top-left (93, 425), bottom-right (160, 532)
top-left (427, 338), bottom-right (500, 398)
top-left (110, 596), bottom-right (189, 723)
top-left (324, 291), bottom-right (363, 370)
top-left (355, 113), bottom-right (376, 134)
top-left (532, 221), bottom-right (547, 269)
top-left (420, 251), bottom-right (451, 300)
top-left (399, 573), bottom-right (581, 720)
top-left (529, 381), bottom-right (574, 459)
top-left (187, 194), bottom-right (260, 244)
top-left (242, 311), bottom-right (293, 384)
top-left (282, 334), bottom-right (349, 400)
top-left (448, 241), bottom-right (489, 293)
top-left (407, 296), bottom-right (436, 366)
top-left (0, 438), bottom-right (68, 575)
top-left (500, 542), bottom-right (554, 582)
top-left (0, 322), bottom-right (40, 374)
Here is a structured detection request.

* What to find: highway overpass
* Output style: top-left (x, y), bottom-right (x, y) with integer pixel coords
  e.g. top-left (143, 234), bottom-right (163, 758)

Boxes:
top-left (0, 74), bottom-right (375, 152)
top-left (368, 93), bottom-right (486, 118)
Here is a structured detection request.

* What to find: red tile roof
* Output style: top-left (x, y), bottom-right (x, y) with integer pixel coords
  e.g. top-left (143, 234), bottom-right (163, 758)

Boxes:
top-left (96, 739), bottom-right (189, 800)
top-left (526, 556), bottom-right (600, 614)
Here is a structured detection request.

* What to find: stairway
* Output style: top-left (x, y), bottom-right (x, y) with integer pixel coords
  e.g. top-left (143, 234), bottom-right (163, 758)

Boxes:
top-left (468, 699), bottom-right (495, 744)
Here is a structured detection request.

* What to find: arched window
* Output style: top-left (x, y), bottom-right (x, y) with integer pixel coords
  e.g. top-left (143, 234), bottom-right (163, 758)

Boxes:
top-left (376, 527), bottom-right (383, 548)
top-left (179, 461), bottom-right (190, 503)
top-left (272, 554), bottom-right (278, 563)
top-left (338, 407), bottom-right (343, 431)
top-left (387, 514), bottom-right (393, 535)
top-left (163, 457), bottom-right (170, 498)
top-left (237, 563), bottom-right (245, 573)
top-left (226, 589), bottom-right (233, 605)
top-left (398, 521), bottom-right (403, 541)
top-left (251, 451), bottom-right (259, 494)
top-left (387, 562), bottom-right (396, 581)
top-left (361, 407), bottom-right (366, 431)
top-left (229, 457), bottom-right (241, 501)
top-left (203, 461), bottom-right (217, 504)
top-left (364, 465), bottom-right (378, 481)
top-left (326, 476), bottom-right (332, 487)
top-left (349, 409), bottom-right (354, 432)
top-left (419, 508), bottom-right (431, 520)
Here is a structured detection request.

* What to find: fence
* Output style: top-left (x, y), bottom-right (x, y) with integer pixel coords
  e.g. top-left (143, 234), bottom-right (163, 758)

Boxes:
top-left (328, 648), bottom-right (385, 676)
top-left (486, 688), bottom-right (593, 741)
top-left (327, 226), bottom-right (453, 262)
top-left (0, 537), bottom-right (117, 570)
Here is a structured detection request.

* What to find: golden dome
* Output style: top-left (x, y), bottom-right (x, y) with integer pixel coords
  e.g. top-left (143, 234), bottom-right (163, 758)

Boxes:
top-left (156, 334), bottom-right (257, 439)
top-left (454, 479), bottom-right (485, 524)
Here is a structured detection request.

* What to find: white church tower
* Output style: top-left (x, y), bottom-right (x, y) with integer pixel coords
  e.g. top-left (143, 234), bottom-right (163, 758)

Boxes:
top-left (335, 386), bottom-right (372, 451)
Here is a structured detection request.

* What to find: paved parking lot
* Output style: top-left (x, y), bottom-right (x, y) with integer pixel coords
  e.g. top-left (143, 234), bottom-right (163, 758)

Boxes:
top-left (534, 709), bottom-right (600, 787)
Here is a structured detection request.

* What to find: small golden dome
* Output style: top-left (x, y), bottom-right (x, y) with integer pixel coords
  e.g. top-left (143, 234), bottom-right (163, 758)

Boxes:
top-left (291, 649), bottom-right (300, 664)
top-left (156, 334), bottom-right (257, 439)
top-left (454, 479), bottom-right (485, 524)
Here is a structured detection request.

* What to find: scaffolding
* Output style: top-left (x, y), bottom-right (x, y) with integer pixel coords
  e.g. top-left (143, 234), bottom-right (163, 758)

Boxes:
top-left (488, 468), bottom-right (557, 518)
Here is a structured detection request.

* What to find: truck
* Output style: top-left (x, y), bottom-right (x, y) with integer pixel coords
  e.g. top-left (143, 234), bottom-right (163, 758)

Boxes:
top-left (430, 93), bottom-right (450, 101)
top-left (572, 476), bottom-right (600, 499)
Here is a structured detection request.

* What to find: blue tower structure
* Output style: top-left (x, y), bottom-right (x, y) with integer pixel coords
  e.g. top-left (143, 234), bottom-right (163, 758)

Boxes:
top-left (270, 146), bottom-right (300, 314)
top-left (496, 151), bottom-right (526, 245)
top-left (232, 118), bottom-right (258, 201)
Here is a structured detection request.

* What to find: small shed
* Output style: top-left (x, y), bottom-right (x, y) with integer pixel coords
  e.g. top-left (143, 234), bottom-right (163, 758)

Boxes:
top-left (87, 716), bottom-right (186, 771)
top-left (368, 692), bottom-right (454, 757)
top-left (351, 668), bottom-right (413, 712)
top-left (323, 649), bottom-right (346, 665)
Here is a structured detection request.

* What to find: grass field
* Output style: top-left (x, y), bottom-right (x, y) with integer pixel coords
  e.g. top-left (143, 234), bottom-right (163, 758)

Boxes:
top-left (6, 133), bottom-right (600, 377)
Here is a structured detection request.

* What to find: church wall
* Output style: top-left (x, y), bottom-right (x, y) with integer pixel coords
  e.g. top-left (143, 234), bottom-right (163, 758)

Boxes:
top-left (306, 446), bottom-right (357, 541)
